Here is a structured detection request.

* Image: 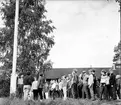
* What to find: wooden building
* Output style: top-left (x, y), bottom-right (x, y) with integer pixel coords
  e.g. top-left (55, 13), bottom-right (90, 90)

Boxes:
top-left (45, 67), bottom-right (113, 80)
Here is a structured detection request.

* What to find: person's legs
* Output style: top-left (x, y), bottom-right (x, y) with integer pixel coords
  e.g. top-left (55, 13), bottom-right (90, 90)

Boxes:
top-left (85, 84), bottom-right (89, 99)
top-left (120, 85), bottom-right (121, 99)
top-left (45, 92), bottom-right (49, 99)
top-left (23, 85), bottom-right (31, 101)
top-left (57, 90), bottom-right (60, 98)
top-left (17, 85), bottom-right (21, 98)
top-left (82, 83), bottom-right (89, 99)
top-left (71, 84), bottom-right (75, 98)
top-left (80, 83), bottom-right (83, 98)
top-left (72, 83), bottom-right (77, 98)
top-left (59, 89), bottom-right (62, 98)
top-left (100, 85), bottom-right (104, 100)
top-left (89, 84), bottom-right (95, 100)
top-left (93, 85), bottom-right (96, 98)
top-left (112, 85), bottom-right (117, 100)
top-left (67, 88), bottom-right (70, 98)
top-left (106, 85), bottom-right (111, 100)
top-left (78, 83), bottom-right (83, 98)
top-left (23, 86), bottom-right (27, 100)
top-left (116, 84), bottom-right (121, 99)
top-left (33, 90), bottom-right (38, 100)
top-left (104, 85), bottom-right (108, 100)
top-left (82, 85), bottom-right (85, 99)
top-left (74, 83), bottom-right (78, 98)
top-left (52, 89), bottom-right (56, 100)
top-left (63, 87), bottom-right (67, 100)
top-left (49, 90), bottom-right (51, 98)
top-left (19, 85), bottom-right (23, 99)
top-left (75, 83), bottom-right (78, 98)
top-left (61, 89), bottom-right (64, 98)
top-left (38, 88), bottom-right (43, 100)
top-left (33, 90), bottom-right (36, 100)
top-left (100, 84), bottom-right (105, 100)
top-left (96, 87), bottom-right (100, 98)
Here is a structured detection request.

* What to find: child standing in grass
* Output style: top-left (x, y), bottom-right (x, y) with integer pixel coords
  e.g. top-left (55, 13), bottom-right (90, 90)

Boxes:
top-left (31, 77), bottom-right (38, 100)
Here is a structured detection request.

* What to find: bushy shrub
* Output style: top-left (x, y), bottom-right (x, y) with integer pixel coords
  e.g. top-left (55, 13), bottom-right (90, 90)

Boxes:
top-left (0, 72), bottom-right (10, 97)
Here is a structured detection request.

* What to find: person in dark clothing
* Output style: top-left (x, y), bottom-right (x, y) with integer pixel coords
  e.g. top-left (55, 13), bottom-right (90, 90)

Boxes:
top-left (38, 73), bottom-right (45, 101)
top-left (105, 72), bottom-right (111, 100)
top-left (109, 69), bottom-right (117, 100)
top-left (67, 79), bottom-right (72, 98)
top-left (96, 78), bottom-right (100, 98)
top-left (78, 73), bottom-right (83, 98)
top-left (23, 71), bottom-right (34, 100)
top-left (116, 75), bottom-right (121, 99)
top-left (92, 70), bottom-right (97, 98)
top-left (71, 69), bottom-right (79, 99)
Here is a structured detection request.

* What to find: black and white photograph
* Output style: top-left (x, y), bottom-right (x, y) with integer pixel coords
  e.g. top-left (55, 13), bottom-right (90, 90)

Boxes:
top-left (0, 0), bottom-right (121, 105)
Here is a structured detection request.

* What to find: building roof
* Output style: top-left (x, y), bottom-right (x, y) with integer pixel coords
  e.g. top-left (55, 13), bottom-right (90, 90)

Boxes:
top-left (45, 67), bottom-right (114, 79)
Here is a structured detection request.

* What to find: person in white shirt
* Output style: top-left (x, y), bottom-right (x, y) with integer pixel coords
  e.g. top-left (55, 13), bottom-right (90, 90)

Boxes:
top-left (100, 70), bottom-right (107, 100)
top-left (31, 77), bottom-right (38, 100)
top-left (51, 80), bottom-right (56, 90)
top-left (88, 69), bottom-right (95, 101)
top-left (17, 74), bottom-right (24, 99)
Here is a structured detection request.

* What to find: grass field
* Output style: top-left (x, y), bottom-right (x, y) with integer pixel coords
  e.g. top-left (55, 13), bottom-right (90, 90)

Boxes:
top-left (2, 98), bottom-right (121, 105)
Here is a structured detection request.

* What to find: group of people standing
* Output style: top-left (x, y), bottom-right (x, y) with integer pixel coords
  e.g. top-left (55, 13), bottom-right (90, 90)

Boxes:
top-left (17, 69), bottom-right (121, 101)
top-left (17, 72), bottom-right (45, 101)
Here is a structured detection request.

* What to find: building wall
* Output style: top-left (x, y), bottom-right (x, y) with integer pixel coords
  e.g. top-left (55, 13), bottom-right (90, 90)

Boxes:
top-left (45, 67), bottom-right (113, 79)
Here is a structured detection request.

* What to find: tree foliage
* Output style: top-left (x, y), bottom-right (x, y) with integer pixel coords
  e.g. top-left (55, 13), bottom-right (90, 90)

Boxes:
top-left (0, 0), bottom-right (55, 74)
top-left (113, 41), bottom-right (121, 63)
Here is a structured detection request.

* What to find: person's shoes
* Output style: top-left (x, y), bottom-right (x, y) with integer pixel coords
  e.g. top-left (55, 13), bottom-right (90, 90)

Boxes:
top-left (91, 98), bottom-right (96, 101)
top-left (113, 98), bottom-right (117, 100)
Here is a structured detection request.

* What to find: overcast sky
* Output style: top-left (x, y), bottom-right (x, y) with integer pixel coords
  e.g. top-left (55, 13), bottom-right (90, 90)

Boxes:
top-left (0, 0), bottom-right (120, 68)
top-left (45, 0), bottom-right (120, 68)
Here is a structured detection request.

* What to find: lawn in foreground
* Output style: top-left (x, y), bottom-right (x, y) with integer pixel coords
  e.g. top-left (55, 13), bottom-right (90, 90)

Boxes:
top-left (2, 98), bottom-right (121, 105)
